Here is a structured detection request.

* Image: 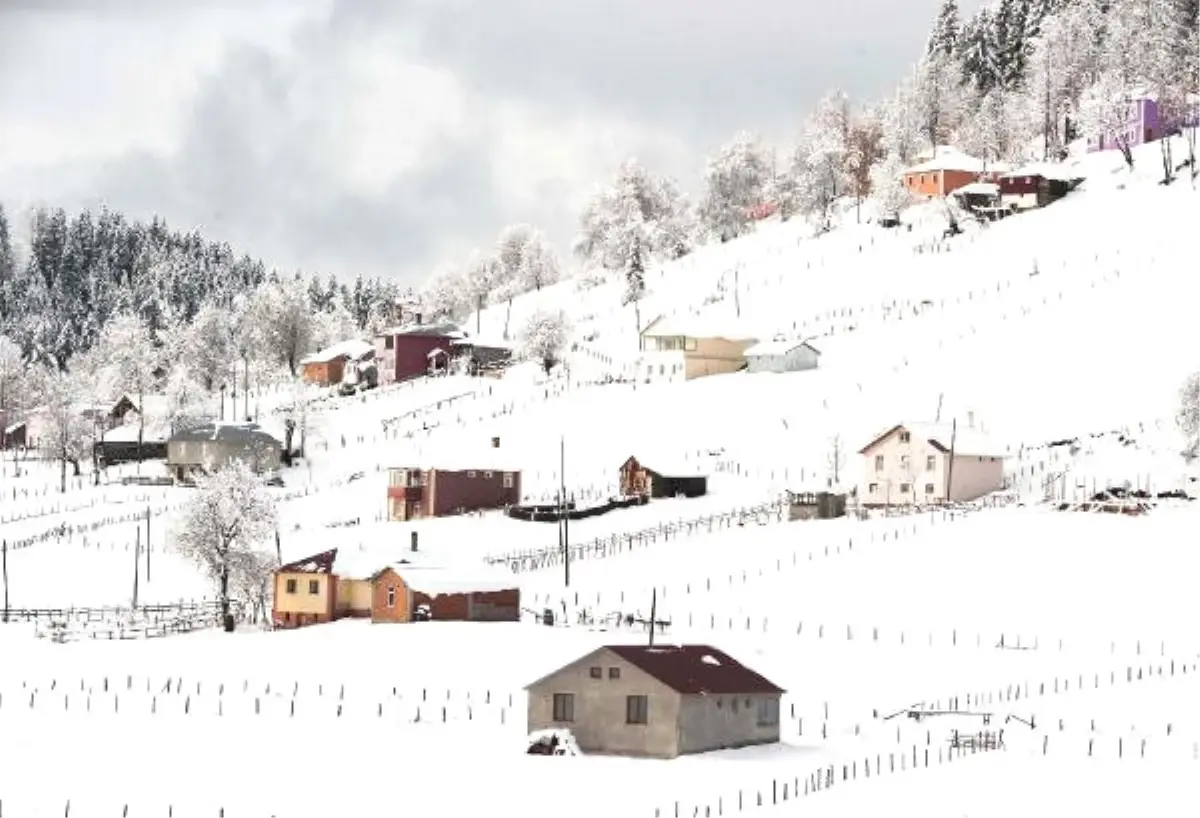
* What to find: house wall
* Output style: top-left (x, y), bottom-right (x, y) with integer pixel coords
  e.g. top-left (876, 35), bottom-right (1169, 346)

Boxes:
top-left (370, 569), bottom-right (411, 623)
top-left (272, 571), bottom-right (335, 626)
top-left (335, 578), bottom-right (373, 616)
top-left (905, 169), bottom-right (982, 199)
top-left (745, 345), bottom-right (820, 374)
top-left (683, 337), bottom-right (755, 380)
top-left (947, 454), bottom-right (1005, 502)
top-left (527, 651), bottom-right (682, 758)
top-left (677, 692), bottom-right (782, 754)
top-left (428, 468), bottom-right (521, 516)
top-left (467, 589), bottom-right (521, 621)
top-left (167, 439), bottom-right (281, 476)
top-left (1089, 98), bottom-right (1157, 152)
top-left (301, 359), bottom-right (346, 386)
top-left (375, 336), bottom-right (396, 385)
top-left (394, 335), bottom-right (452, 381)
top-left (861, 429), bottom-right (948, 506)
top-left (633, 350), bottom-right (687, 384)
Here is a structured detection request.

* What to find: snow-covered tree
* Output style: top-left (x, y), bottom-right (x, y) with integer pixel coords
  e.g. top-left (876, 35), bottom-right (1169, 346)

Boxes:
top-left (252, 277), bottom-right (317, 376)
top-left (870, 152), bottom-right (913, 223)
top-left (92, 312), bottom-right (160, 463)
top-left (180, 302), bottom-right (233, 392)
top-left (697, 132), bottom-right (771, 242)
top-left (231, 548), bottom-right (279, 625)
top-left (164, 367), bottom-right (211, 435)
top-left (313, 302), bottom-right (360, 351)
top-left (171, 459), bottom-right (278, 629)
top-left (792, 92), bottom-right (852, 231)
top-left (518, 310), bottom-right (570, 374)
top-left (957, 87), bottom-right (1036, 167)
top-left (1178, 372), bottom-right (1200, 461)
top-left (915, 50), bottom-right (963, 148)
top-left (495, 225), bottom-right (561, 297)
top-left (880, 74), bottom-right (926, 163)
top-left (422, 262), bottom-right (471, 323)
top-left (575, 159), bottom-right (693, 331)
top-left (1079, 72), bottom-right (1140, 169)
top-left (845, 118), bottom-right (885, 221)
top-left (37, 367), bottom-right (90, 492)
top-left (927, 0), bottom-right (961, 59)
top-left (0, 333), bottom-right (22, 413)
top-left (228, 294), bottom-right (262, 422)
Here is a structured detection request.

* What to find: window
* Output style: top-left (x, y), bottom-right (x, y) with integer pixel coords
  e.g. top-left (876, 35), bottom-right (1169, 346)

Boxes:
top-left (869, 483), bottom-right (879, 494)
top-left (589, 667), bottom-right (602, 679)
top-left (925, 484), bottom-right (935, 495)
top-left (308, 580), bottom-right (319, 595)
top-left (386, 585), bottom-right (396, 608)
top-left (716, 698), bottom-right (723, 709)
top-left (503, 472), bottom-right (514, 489)
top-left (756, 698), bottom-right (780, 727)
top-left (731, 697), bottom-right (739, 713)
top-left (608, 667), bottom-right (620, 680)
top-left (899, 431), bottom-right (911, 443)
top-left (484, 471), bottom-right (493, 479)
top-left (552, 693), bottom-right (575, 723)
top-left (285, 579), bottom-right (297, 594)
top-left (467, 470), bottom-right (476, 478)
top-left (926, 455), bottom-right (936, 471)
top-left (899, 455), bottom-right (910, 470)
top-left (626, 695), bottom-right (649, 725)
top-left (900, 483), bottom-right (911, 493)
top-left (385, 336), bottom-right (394, 350)
top-left (874, 455), bottom-right (884, 472)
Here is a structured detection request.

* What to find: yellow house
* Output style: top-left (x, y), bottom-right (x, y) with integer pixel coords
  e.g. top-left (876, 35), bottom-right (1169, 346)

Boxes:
top-left (637, 315), bottom-right (757, 382)
top-left (272, 549), bottom-right (373, 628)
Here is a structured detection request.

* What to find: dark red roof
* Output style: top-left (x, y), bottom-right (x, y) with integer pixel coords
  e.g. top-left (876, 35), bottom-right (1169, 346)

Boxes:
top-left (278, 548), bottom-right (337, 574)
top-left (605, 644), bottom-right (785, 695)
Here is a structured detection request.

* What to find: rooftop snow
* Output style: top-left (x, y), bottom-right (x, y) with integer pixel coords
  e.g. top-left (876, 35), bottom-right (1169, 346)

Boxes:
top-left (641, 313), bottom-right (758, 341)
top-left (300, 338), bottom-right (374, 365)
top-left (743, 339), bottom-right (821, 357)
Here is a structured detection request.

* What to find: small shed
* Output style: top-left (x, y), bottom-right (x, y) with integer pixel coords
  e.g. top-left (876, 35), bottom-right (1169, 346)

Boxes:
top-left (785, 490), bottom-right (847, 521)
top-left (95, 422), bottom-right (169, 466)
top-left (2, 420), bottom-right (26, 450)
top-left (743, 339), bottom-right (821, 374)
top-left (620, 456), bottom-right (708, 499)
top-left (952, 181), bottom-right (1001, 211)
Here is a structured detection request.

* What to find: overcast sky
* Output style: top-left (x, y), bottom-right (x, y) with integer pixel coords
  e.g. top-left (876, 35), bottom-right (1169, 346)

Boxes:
top-left (0, 0), bottom-right (980, 287)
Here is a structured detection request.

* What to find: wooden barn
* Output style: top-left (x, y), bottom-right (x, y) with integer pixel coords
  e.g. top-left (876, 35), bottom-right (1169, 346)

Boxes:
top-left (620, 456), bottom-right (709, 499)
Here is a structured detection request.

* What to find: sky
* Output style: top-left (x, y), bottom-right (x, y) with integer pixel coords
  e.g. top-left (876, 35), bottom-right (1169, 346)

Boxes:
top-left (0, 0), bottom-right (982, 287)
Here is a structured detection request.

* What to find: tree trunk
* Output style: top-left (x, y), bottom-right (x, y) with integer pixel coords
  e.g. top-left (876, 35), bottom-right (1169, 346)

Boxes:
top-left (1160, 138), bottom-right (1174, 185)
top-left (219, 561), bottom-right (233, 632)
top-left (59, 454), bottom-right (66, 494)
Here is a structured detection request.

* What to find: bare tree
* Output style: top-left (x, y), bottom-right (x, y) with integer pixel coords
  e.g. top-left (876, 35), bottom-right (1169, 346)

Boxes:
top-left (172, 459), bottom-right (278, 630)
top-left (38, 369), bottom-right (89, 492)
top-left (826, 434), bottom-right (847, 488)
top-left (1178, 372), bottom-right (1200, 461)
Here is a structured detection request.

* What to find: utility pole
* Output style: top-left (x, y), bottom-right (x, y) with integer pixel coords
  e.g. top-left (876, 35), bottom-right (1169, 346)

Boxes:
top-left (733, 267), bottom-right (741, 318)
top-left (560, 435), bottom-right (570, 588)
top-left (132, 528), bottom-right (141, 610)
top-left (476, 294), bottom-right (483, 335)
top-left (944, 418), bottom-right (958, 504)
top-left (275, 529), bottom-right (282, 565)
top-left (935, 392), bottom-right (944, 423)
top-left (145, 506), bottom-right (151, 582)
top-left (2, 538), bottom-right (8, 624)
top-left (648, 587), bottom-right (657, 647)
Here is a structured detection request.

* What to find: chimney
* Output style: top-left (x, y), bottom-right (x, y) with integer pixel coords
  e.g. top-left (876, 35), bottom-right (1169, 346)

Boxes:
top-left (410, 531), bottom-right (418, 552)
top-left (491, 436), bottom-right (500, 449)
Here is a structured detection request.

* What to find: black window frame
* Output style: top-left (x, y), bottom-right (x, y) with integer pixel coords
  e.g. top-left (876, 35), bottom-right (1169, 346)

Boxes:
top-left (626, 694), bottom-right (649, 725)
top-left (552, 693), bottom-right (575, 723)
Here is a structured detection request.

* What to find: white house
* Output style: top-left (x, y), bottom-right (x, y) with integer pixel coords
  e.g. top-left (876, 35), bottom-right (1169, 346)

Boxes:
top-left (744, 339), bottom-right (821, 374)
top-left (858, 419), bottom-right (1008, 507)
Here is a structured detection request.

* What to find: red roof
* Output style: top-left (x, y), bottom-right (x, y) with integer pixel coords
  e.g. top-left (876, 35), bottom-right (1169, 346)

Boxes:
top-left (278, 548), bottom-right (337, 574)
top-left (605, 644), bottom-right (785, 695)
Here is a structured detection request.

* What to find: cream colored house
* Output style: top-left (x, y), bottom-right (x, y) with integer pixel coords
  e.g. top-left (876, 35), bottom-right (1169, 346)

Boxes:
top-left (637, 315), bottom-right (757, 382)
top-left (858, 420), bottom-right (1007, 507)
top-left (526, 644), bottom-right (784, 759)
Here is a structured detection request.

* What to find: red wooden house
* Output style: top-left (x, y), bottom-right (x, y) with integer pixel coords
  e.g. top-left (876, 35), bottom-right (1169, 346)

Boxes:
top-left (373, 317), bottom-right (463, 385)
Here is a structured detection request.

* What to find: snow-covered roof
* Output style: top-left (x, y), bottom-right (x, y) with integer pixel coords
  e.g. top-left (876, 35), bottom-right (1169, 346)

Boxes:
top-left (170, 422), bottom-right (281, 445)
top-left (1001, 162), bottom-right (1084, 182)
top-left (4, 421), bottom-right (25, 434)
top-left (383, 561), bottom-right (518, 597)
top-left (954, 182), bottom-right (1000, 197)
top-left (625, 453), bottom-right (709, 478)
top-left (860, 421), bottom-right (1009, 459)
top-left (426, 347), bottom-right (448, 359)
top-left (450, 334), bottom-right (515, 351)
top-left (378, 322), bottom-right (464, 339)
top-left (641, 313), bottom-right (758, 341)
top-left (744, 339), bottom-right (821, 358)
top-left (300, 338), bottom-right (374, 365)
top-left (906, 147), bottom-right (988, 174)
top-left (104, 422), bottom-right (170, 444)
top-left (393, 444), bottom-right (518, 473)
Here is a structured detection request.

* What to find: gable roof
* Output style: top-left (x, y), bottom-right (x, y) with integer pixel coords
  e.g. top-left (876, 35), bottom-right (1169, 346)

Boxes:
top-left (279, 548), bottom-right (338, 574)
top-left (604, 645), bottom-right (784, 695)
top-left (622, 454), bottom-right (708, 479)
top-left (743, 339), bottom-right (821, 358)
top-left (169, 422), bottom-right (281, 446)
top-left (640, 313), bottom-right (758, 342)
top-left (301, 338), bottom-right (375, 365)
top-left (858, 422), bottom-right (1008, 458)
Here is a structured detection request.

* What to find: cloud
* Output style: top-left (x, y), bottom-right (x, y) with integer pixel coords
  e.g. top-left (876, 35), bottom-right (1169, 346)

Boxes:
top-left (0, 0), bottom-right (977, 286)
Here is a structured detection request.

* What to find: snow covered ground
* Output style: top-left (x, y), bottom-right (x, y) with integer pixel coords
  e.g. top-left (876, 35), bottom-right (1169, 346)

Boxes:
top-left (1, 137), bottom-right (1198, 815)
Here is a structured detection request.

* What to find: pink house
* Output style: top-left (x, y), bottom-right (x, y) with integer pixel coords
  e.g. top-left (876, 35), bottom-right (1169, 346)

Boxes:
top-left (858, 420), bottom-right (1008, 507)
top-left (1088, 95), bottom-right (1200, 154)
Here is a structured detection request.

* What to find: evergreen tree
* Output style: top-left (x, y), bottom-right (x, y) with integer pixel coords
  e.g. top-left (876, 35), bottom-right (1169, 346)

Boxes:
top-left (928, 0), bottom-right (962, 58)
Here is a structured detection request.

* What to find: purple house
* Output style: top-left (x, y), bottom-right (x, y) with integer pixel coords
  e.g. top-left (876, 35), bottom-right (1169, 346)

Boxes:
top-left (1088, 95), bottom-right (1200, 154)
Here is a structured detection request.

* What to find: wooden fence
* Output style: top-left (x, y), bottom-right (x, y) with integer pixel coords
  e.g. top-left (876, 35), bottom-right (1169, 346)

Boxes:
top-left (2, 600), bottom-right (224, 624)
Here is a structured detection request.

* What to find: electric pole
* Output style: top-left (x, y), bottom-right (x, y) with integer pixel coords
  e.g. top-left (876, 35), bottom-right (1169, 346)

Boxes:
top-left (560, 435), bottom-right (570, 587)
top-left (944, 417), bottom-right (958, 504)
top-left (2, 538), bottom-right (8, 624)
top-left (132, 528), bottom-right (141, 610)
top-left (648, 587), bottom-right (657, 647)
top-left (145, 505), bottom-right (152, 582)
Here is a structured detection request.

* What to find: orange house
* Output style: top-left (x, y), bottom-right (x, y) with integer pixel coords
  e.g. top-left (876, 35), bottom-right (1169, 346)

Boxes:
top-left (903, 147), bottom-right (1002, 199)
top-left (299, 339), bottom-right (375, 386)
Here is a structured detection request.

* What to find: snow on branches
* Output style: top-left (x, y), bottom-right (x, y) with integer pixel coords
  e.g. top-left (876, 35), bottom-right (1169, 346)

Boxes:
top-left (698, 132), bottom-right (771, 243)
top-left (172, 459), bottom-right (279, 625)
top-left (518, 310), bottom-right (570, 375)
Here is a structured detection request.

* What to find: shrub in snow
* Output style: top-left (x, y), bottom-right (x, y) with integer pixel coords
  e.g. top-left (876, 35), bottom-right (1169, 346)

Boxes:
top-left (518, 310), bottom-right (570, 375)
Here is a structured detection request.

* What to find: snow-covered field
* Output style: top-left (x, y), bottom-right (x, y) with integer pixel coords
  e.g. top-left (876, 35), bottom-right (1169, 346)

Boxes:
top-left (1, 137), bottom-right (1198, 815)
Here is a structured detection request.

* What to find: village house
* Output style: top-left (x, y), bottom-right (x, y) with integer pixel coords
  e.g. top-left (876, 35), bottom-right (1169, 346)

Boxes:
top-left (858, 418), bottom-right (1007, 507)
top-left (1084, 94), bottom-right (1200, 154)
top-left (743, 339), bottom-right (821, 374)
top-left (300, 339), bottom-right (375, 387)
top-left (619, 456), bottom-right (709, 499)
top-left (271, 548), bottom-right (520, 628)
top-left (387, 440), bottom-right (521, 521)
top-left (94, 421), bottom-right (170, 466)
top-left (166, 422), bottom-right (282, 481)
top-left (997, 164), bottom-right (1083, 212)
top-left (785, 489), bottom-right (847, 521)
top-left (374, 317), bottom-right (464, 385)
top-left (637, 315), bottom-right (757, 382)
top-left (903, 147), bottom-right (1007, 199)
top-left (525, 644), bottom-right (785, 758)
